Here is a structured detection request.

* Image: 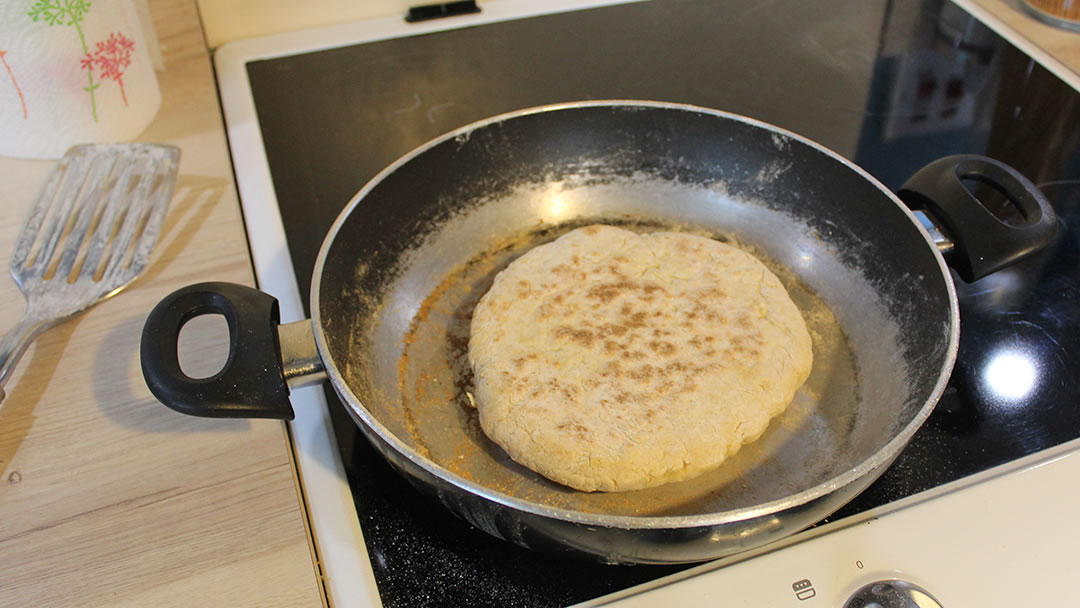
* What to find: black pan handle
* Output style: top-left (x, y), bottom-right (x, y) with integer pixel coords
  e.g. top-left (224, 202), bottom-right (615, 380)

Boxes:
top-left (897, 154), bottom-right (1057, 282)
top-left (140, 282), bottom-right (294, 419)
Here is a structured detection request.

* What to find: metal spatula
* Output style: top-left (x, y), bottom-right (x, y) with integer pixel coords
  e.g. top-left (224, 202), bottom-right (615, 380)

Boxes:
top-left (0, 143), bottom-right (180, 403)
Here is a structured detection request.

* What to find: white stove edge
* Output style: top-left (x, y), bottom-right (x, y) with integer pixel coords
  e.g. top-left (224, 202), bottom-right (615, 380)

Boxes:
top-left (213, 2), bottom-right (1079, 606)
top-left (579, 437), bottom-right (1080, 607)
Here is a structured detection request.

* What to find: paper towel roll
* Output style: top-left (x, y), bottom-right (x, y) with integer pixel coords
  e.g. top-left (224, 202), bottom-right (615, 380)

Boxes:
top-left (1, 0), bottom-right (162, 159)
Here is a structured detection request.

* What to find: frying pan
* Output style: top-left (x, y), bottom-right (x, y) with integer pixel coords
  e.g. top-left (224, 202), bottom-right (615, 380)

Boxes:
top-left (140, 101), bottom-right (1057, 564)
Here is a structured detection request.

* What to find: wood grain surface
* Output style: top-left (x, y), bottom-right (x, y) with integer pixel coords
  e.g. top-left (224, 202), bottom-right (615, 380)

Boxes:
top-left (0, 1), bottom-right (324, 606)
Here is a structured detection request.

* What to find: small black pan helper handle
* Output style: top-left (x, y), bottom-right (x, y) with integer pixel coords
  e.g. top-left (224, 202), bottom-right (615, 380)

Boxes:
top-left (140, 282), bottom-right (294, 419)
top-left (898, 154), bottom-right (1057, 282)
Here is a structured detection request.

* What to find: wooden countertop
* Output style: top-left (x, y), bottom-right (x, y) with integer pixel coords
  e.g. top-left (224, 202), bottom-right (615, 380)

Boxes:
top-left (0, 1), bottom-right (1075, 606)
top-left (0, 0), bottom-right (323, 606)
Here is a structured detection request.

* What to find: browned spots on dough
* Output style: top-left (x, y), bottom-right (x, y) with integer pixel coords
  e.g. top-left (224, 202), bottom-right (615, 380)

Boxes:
top-left (603, 340), bottom-right (620, 354)
top-left (621, 350), bottom-right (647, 360)
top-left (551, 263), bottom-right (586, 281)
top-left (572, 255), bottom-right (581, 266)
top-left (636, 357), bottom-right (707, 397)
top-left (583, 226), bottom-right (600, 235)
top-left (731, 331), bottom-right (764, 350)
top-left (625, 311), bottom-right (648, 329)
top-left (601, 361), bottom-right (622, 378)
top-left (556, 380), bottom-right (577, 401)
top-left (530, 377), bottom-right (580, 401)
top-left (588, 280), bottom-right (669, 306)
top-left (512, 353), bottom-right (539, 369)
top-left (554, 325), bottom-right (595, 348)
top-left (665, 361), bottom-right (690, 373)
top-left (728, 344), bottom-right (762, 362)
top-left (627, 364), bottom-right (656, 383)
top-left (648, 340), bottom-right (676, 356)
top-left (538, 292), bottom-right (570, 321)
top-left (556, 421), bottom-right (590, 440)
top-left (587, 280), bottom-right (636, 304)
top-left (597, 323), bottom-right (629, 338)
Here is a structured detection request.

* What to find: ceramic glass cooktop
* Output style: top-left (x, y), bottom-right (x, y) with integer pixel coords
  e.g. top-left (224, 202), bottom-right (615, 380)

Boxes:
top-left (237, 1), bottom-right (1080, 605)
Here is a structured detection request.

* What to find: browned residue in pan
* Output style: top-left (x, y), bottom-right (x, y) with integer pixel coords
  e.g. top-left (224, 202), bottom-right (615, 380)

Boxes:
top-left (396, 229), bottom-right (548, 478)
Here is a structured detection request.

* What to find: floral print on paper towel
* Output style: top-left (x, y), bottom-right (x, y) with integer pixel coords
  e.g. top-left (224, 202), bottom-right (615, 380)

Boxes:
top-left (27, 1), bottom-right (138, 122)
top-left (82, 32), bottom-right (134, 106)
top-left (27, 0), bottom-right (96, 120)
top-left (0, 51), bottom-right (29, 119)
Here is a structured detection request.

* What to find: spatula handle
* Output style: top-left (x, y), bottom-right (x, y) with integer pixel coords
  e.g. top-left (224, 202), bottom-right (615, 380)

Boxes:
top-left (0, 311), bottom-right (52, 403)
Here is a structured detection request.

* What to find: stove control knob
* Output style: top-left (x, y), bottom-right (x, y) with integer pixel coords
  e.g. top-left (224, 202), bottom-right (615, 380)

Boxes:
top-left (844, 579), bottom-right (943, 608)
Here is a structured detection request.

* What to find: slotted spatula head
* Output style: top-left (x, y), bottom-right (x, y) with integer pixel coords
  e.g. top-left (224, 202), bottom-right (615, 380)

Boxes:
top-left (0, 143), bottom-right (180, 401)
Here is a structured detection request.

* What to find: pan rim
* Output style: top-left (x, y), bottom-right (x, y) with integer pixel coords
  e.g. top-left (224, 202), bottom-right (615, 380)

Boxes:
top-left (309, 99), bottom-right (961, 530)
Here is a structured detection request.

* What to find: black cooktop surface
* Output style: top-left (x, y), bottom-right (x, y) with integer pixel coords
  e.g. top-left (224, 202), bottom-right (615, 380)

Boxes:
top-left (243, 1), bottom-right (1080, 606)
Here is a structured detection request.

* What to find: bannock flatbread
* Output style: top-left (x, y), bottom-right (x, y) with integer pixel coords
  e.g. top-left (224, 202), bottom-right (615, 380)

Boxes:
top-left (467, 225), bottom-right (813, 492)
